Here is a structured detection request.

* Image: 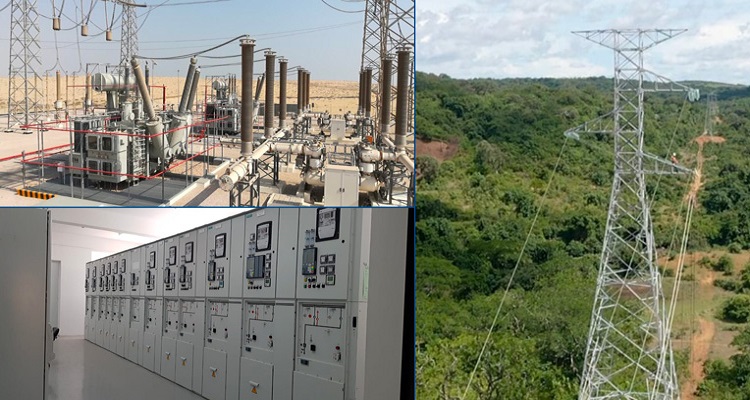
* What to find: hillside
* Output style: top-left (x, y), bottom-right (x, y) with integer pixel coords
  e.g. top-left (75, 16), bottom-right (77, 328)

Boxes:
top-left (416, 71), bottom-right (750, 399)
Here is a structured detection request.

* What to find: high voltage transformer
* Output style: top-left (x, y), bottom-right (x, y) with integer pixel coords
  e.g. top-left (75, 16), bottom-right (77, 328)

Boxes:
top-left (70, 57), bottom-right (201, 184)
top-left (84, 207), bottom-right (409, 400)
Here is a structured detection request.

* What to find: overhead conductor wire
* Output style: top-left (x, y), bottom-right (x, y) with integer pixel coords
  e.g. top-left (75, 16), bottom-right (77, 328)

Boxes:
top-left (460, 137), bottom-right (570, 400)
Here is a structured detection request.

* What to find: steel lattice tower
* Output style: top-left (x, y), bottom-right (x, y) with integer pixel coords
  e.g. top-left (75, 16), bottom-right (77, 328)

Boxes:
top-left (6, 0), bottom-right (43, 129)
top-left (566, 29), bottom-right (698, 400)
top-left (119, 4), bottom-right (139, 70)
top-left (361, 0), bottom-right (414, 134)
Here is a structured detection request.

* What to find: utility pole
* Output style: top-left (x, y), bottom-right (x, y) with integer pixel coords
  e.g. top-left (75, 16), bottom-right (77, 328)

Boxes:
top-left (565, 29), bottom-right (700, 400)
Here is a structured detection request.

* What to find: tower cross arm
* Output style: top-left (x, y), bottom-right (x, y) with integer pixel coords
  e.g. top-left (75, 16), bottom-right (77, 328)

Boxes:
top-left (641, 69), bottom-right (700, 100)
top-left (640, 151), bottom-right (694, 175)
top-left (563, 110), bottom-right (615, 141)
top-left (572, 29), bottom-right (687, 52)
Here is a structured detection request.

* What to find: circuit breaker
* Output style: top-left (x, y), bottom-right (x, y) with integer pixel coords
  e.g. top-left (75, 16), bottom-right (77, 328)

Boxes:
top-left (84, 296), bottom-right (91, 341)
top-left (95, 297), bottom-right (105, 346)
top-left (240, 302), bottom-right (295, 400)
top-left (161, 299), bottom-right (180, 382)
top-left (143, 242), bottom-right (162, 296)
top-left (242, 210), bottom-right (278, 299)
top-left (293, 304), bottom-right (347, 400)
top-left (116, 297), bottom-right (130, 357)
top-left (178, 230), bottom-right (199, 298)
top-left (103, 297), bottom-right (112, 349)
top-left (90, 263), bottom-right (97, 293)
top-left (142, 298), bottom-right (163, 373)
top-left (130, 248), bottom-right (142, 296)
top-left (296, 208), bottom-right (353, 301)
top-left (206, 221), bottom-right (232, 297)
top-left (203, 300), bottom-right (241, 400)
top-left (117, 252), bottom-right (129, 293)
top-left (177, 299), bottom-right (205, 393)
top-left (127, 298), bottom-right (143, 365)
top-left (108, 297), bottom-right (119, 352)
top-left (163, 236), bottom-right (179, 294)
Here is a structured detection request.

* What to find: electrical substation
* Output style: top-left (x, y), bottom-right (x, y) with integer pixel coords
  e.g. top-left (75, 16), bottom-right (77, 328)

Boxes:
top-left (1, 0), bottom-right (415, 207)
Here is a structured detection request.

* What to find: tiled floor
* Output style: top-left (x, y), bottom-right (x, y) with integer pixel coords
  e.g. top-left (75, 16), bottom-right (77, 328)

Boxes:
top-left (46, 336), bottom-right (205, 400)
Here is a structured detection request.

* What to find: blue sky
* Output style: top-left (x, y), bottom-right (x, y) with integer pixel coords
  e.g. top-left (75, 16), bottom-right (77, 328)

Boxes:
top-left (0, 0), bottom-right (367, 80)
top-left (418, 0), bottom-right (750, 84)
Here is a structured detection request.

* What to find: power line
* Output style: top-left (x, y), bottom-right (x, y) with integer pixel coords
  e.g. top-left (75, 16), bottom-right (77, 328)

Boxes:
top-left (320, 0), bottom-right (363, 13)
top-left (134, 34), bottom-right (248, 60)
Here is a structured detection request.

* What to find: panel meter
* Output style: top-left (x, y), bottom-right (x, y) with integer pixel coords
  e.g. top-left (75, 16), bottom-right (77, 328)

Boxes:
top-left (243, 209), bottom-right (288, 299)
top-left (145, 248), bottom-right (157, 293)
top-left (206, 219), bottom-right (234, 297)
top-left (256, 222), bottom-right (271, 251)
top-left (302, 248), bottom-right (317, 276)
top-left (316, 208), bottom-right (340, 241)
top-left (179, 230), bottom-right (200, 298)
top-left (298, 208), bottom-right (352, 300)
top-left (185, 241), bottom-right (194, 263)
top-left (215, 233), bottom-right (226, 258)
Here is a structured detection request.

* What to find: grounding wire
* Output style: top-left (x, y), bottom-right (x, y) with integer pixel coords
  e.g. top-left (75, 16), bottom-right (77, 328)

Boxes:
top-left (320, 0), bottom-right (363, 13)
top-left (199, 48), bottom-right (272, 59)
top-left (460, 137), bottom-right (569, 400)
top-left (134, 35), bottom-right (250, 60)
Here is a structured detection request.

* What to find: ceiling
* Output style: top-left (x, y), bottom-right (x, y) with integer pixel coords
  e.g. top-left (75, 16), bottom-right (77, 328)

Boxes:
top-left (50, 208), bottom-right (249, 253)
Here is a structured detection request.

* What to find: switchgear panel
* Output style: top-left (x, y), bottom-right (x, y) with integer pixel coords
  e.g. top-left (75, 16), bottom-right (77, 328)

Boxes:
top-left (204, 300), bottom-right (242, 400)
top-left (164, 299), bottom-right (180, 339)
top-left (116, 298), bottom-right (130, 357)
top-left (128, 298), bottom-right (143, 365)
top-left (143, 298), bottom-right (163, 372)
top-left (178, 230), bottom-right (198, 298)
top-left (296, 208), bottom-right (352, 300)
top-left (178, 300), bottom-right (205, 393)
top-left (161, 299), bottom-right (180, 382)
top-left (293, 304), bottom-right (347, 399)
top-left (84, 207), bottom-right (409, 400)
top-left (242, 210), bottom-right (279, 299)
top-left (241, 302), bottom-right (295, 400)
top-left (144, 243), bottom-right (161, 295)
top-left (163, 237), bottom-right (178, 294)
top-left (206, 221), bottom-right (233, 297)
top-left (130, 248), bottom-right (142, 296)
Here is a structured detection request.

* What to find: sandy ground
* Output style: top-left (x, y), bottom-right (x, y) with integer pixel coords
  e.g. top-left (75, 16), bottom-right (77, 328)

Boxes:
top-left (0, 75), bottom-right (361, 116)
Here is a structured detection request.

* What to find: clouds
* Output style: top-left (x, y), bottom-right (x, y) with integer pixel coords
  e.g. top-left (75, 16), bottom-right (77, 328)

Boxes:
top-left (418, 0), bottom-right (750, 84)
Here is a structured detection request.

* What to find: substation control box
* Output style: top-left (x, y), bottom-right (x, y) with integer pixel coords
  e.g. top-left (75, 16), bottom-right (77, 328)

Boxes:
top-left (83, 207), bottom-right (409, 400)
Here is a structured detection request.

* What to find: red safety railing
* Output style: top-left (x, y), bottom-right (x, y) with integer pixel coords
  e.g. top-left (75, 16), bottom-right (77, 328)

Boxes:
top-left (11, 114), bottom-right (229, 180)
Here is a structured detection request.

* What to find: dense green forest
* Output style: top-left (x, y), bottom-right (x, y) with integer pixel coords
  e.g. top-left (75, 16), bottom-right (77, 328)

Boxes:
top-left (415, 71), bottom-right (750, 399)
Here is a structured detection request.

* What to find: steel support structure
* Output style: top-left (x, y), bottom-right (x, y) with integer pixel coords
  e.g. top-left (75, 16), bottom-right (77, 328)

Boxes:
top-left (361, 0), bottom-right (414, 135)
top-left (119, 4), bottom-right (139, 70)
top-left (6, 0), bottom-right (43, 129)
top-left (569, 29), bottom-right (699, 400)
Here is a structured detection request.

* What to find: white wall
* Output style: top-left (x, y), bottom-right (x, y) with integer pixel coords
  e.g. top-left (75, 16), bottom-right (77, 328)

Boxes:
top-left (52, 245), bottom-right (90, 337)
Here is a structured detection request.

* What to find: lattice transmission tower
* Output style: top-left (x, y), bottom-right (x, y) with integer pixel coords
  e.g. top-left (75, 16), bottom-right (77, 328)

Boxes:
top-left (119, 2), bottom-right (139, 70)
top-left (565, 29), bottom-right (699, 400)
top-left (704, 92), bottom-right (718, 136)
top-left (6, 0), bottom-right (43, 129)
top-left (361, 0), bottom-right (414, 134)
